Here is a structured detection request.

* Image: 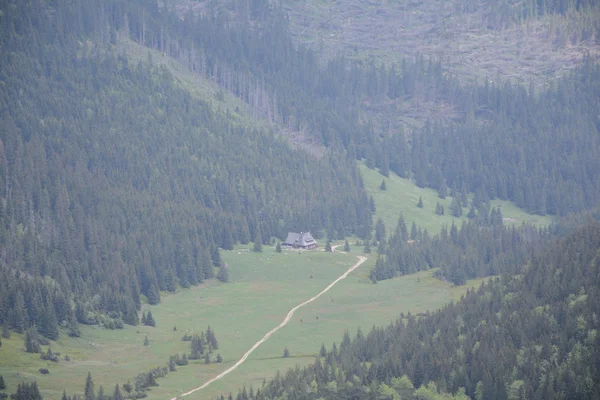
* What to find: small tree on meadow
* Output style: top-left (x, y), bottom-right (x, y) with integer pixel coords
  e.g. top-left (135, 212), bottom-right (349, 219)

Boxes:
top-left (325, 240), bottom-right (332, 252)
top-left (379, 180), bottom-right (387, 191)
top-left (343, 240), bottom-right (350, 252)
top-left (275, 242), bottom-right (282, 253)
top-left (217, 266), bottom-right (229, 282)
top-left (417, 196), bottom-right (423, 208)
top-left (283, 347), bottom-right (290, 358)
top-left (144, 311), bottom-right (155, 327)
top-left (0, 374), bottom-right (6, 390)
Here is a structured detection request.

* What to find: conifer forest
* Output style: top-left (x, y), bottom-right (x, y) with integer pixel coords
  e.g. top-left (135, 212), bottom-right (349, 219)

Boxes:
top-left (0, 0), bottom-right (599, 399)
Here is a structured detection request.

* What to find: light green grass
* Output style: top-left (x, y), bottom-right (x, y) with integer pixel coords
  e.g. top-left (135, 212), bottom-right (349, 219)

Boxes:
top-left (360, 163), bottom-right (553, 234)
top-left (0, 245), bottom-right (487, 400)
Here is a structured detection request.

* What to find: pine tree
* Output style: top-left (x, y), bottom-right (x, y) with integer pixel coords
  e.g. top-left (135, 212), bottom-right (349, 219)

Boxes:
top-left (450, 197), bottom-right (462, 217)
top-left (369, 196), bottom-right (376, 213)
top-left (112, 385), bottom-right (123, 400)
top-left (325, 240), bottom-right (332, 252)
top-left (438, 182), bottom-right (448, 199)
top-left (375, 218), bottom-right (386, 242)
top-left (84, 373), bottom-right (95, 400)
top-left (320, 343), bottom-right (327, 357)
top-left (143, 335), bottom-right (150, 346)
top-left (275, 241), bottom-right (282, 253)
top-left (253, 227), bottom-right (263, 252)
top-left (204, 353), bottom-right (211, 364)
top-left (216, 353), bottom-right (223, 363)
top-left (1, 325), bottom-right (9, 339)
top-left (379, 180), bottom-right (387, 191)
top-left (344, 240), bottom-right (350, 252)
top-left (283, 347), bottom-right (290, 358)
top-left (24, 327), bottom-right (41, 353)
top-left (145, 311), bottom-right (155, 327)
top-left (97, 386), bottom-right (106, 400)
top-left (417, 196), bottom-right (423, 208)
top-left (0, 374), bottom-right (5, 390)
top-left (141, 312), bottom-right (147, 325)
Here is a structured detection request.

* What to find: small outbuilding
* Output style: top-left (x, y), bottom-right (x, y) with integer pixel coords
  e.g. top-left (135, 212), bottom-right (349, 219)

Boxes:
top-left (282, 232), bottom-right (318, 250)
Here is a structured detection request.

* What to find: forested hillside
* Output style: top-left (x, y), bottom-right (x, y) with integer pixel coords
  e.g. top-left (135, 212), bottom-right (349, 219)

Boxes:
top-left (98, 0), bottom-right (600, 215)
top-left (0, 0), bottom-right (371, 338)
top-left (232, 221), bottom-right (600, 400)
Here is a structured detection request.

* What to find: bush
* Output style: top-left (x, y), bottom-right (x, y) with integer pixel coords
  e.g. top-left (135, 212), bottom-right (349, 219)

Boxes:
top-left (39, 368), bottom-right (49, 375)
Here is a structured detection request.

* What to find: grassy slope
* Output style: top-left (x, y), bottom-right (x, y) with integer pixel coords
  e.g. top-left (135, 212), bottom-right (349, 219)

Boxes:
top-left (360, 163), bottom-right (553, 234)
top-left (0, 246), bottom-right (485, 400)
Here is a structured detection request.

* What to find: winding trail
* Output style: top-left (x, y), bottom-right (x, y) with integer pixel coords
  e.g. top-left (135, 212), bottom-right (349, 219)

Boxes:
top-left (170, 253), bottom-right (368, 400)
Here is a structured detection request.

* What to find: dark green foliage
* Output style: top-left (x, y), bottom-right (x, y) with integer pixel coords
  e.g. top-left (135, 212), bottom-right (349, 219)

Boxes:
top-left (379, 180), bottom-right (387, 191)
top-left (275, 242), bottom-right (282, 253)
top-left (143, 336), bottom-right (149, 346)
top-left (144, 312), bottom-right (155, 327)
top-left (11, 382), bottom-right (42, 400)
top-left (0, 375), bottom-right (5, 390)
top-left (112, 385), bottom-right (123, 400)
top-left (363, 242), bottom-right (371, 253)
top-left (343, 240), bottom-right (350, 252)
top-left (24, 327), bottom-right (41, 354)
top-left (253, 229), bottom-right (263, 253)
top-left (375, 218), bottom-right (386, 242)
top-left (216, 353), bottom-right (223, 363)
top-left (283, 347), bottom-right (290, 358)
top-left (84, 373), bottom-right (95, 400)
top-left (325, 240), bottom-right (332, 252)
top-left (370, 209), bottom-right (557, 284)
top-left (435, 202), bottom-right (445, 215)
top-left (450, 197), bottom-right (463, 217)
top-left (40, 347), bottom-right (59, 363)
top-left (417, 197), bottom-right (423, 208)
top-left (240, 222), bottom-right (600, 400)
top-left (0, 0), bottom-right (371, 337)
top-left (217, 266), bottom-right (229, 283)
top-left (1, 326), bottom-right (9, 339)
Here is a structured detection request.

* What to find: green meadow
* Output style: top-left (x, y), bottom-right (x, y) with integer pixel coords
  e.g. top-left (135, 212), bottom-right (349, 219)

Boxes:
top-left (359, 163), bottom-right (553, 234)
top-left (0, 245), bottom-right (485, 400)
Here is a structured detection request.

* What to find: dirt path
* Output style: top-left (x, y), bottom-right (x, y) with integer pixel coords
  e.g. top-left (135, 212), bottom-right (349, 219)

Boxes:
top-left (170, 254), bottom-right (368, 400)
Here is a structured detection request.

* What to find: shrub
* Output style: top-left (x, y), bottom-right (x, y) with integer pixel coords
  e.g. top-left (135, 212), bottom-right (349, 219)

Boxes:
top-left (39, 368), bottom-right (49, 375)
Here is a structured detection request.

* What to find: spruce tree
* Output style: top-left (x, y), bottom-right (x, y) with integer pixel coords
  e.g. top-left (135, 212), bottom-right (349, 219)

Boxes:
top-left (112, 385), bottom-right (123, 400)
top-left (0, 374), bottom-right (5, 390)
top-left (253, 228), bottom-right (263, 252)
top-left (417, 196), bottom-right (423, 208)
top-left (379, 180), bottom-right (387, 191)
top-left (1, 325), bottom-right (9, 339)
top-left (145, 311), bottom-right (155, 327)
top-left (344, 240), bottom-right (350, 252)
top-left (84, 373), bottom-right (95, 400)
top-left (375, 218), bottom-right (386, 242)
top-left (450, 197), bottom-right (462, 217)
top-left (283, 347), bottom-right (290, 358)
top-left (325, 240), bottom-right (332, 252)
top-left (275, 241), bottom-right (282, 253)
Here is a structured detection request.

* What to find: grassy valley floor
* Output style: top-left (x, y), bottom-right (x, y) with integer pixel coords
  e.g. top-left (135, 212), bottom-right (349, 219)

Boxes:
top-left (0, 246), bottom-right (486, 400)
